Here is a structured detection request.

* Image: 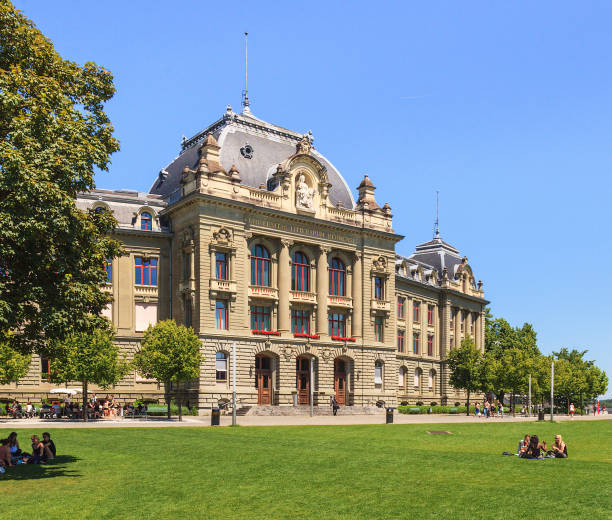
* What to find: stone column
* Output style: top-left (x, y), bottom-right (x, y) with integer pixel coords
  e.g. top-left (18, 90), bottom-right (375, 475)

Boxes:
top-left (316, 246), bottom-right (329, 336)
top-left (278, 239), bottom-right (291, 333)
top-left (352, 252), bottom-right (362, 338)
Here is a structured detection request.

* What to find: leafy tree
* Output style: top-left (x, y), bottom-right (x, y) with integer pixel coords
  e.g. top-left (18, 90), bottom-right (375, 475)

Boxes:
top-left (446, 336), bottom-right (483, 415)
top-left (498, 348), bottom-right (532, 415)
top-left (49, 324), bottom-right (130, 421)
top-left (0, 2), bottom-right (121, 354)
top-left (0, 331), bottom-right (31, 384)
top-left (133, 320), bottom-right (203, 420)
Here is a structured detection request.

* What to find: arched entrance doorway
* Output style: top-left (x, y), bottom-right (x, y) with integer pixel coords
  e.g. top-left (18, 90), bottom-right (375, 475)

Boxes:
top-left (296, 356), bottom-right (311, 405)
top-left (255, 354), bottom-right (272, 405)
top-left (334, 358), bottom-right (347, 406)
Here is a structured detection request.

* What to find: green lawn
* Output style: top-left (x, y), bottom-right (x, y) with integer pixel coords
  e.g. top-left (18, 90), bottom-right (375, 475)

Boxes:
top-left (0, 421), bottom-right (610, 519)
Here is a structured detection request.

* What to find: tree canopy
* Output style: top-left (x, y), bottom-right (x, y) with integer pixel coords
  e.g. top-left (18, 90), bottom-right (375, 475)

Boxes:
top-left (133, 320), bottom-right (203, 419)
top-left (0, 331), bottom-right (31, 385)
top-left (0, 1), bottom-right (121, 353)
top-left (446, 336), bottom-right (483, 415)
top-left (48, 324), bottom-right (129, 421)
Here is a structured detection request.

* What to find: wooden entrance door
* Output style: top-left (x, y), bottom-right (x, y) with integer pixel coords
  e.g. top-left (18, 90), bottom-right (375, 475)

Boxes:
top-left (255, 355), bottom-right (272, 405)
top-left (296, 356), bottom-right (310, 405)
top-left (334, 359), bottom-right (346, 406)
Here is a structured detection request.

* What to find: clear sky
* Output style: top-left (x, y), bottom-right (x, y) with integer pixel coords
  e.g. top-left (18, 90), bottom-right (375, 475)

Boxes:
top-left (13, 1), bottom-right (611, 391)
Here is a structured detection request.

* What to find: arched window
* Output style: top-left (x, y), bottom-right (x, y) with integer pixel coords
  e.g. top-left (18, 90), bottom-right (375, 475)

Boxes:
top-left (329, 257), bottom-right (345, 296)
top-left (141, 212), bottom-right (152, 231)
top-left (414, 368), bottom-right (421, 389)
top-left (398, 367), bottom-right (406, 389)
top-left (374, 360), bottom-right (384, 387)
top-left (429, 369), bottom-right (436, 389)
top-left (251, 245), bottom-right (271, 286)
top-left (292, 251), bottom-right (310, 291)
top-left (216, 352), bottom-right (228, 382)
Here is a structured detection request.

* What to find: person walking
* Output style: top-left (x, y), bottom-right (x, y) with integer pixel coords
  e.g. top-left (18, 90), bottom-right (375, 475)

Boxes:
top-left (569, 402), bottom-right (575, 419)
top-left (330, 396), bottom-right (339, 416)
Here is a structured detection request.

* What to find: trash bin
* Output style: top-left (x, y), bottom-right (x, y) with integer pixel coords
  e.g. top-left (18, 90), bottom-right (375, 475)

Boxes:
top-left (538, 411), bottom-right (545, 421)
top-left (386, 407), bottom-right (394, 424)
top-left (211, 407), bottom-right (220, 426)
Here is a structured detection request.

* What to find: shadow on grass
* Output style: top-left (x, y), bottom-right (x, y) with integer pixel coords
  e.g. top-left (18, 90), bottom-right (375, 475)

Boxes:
top-left (2, 455), bottom-right (81, 480)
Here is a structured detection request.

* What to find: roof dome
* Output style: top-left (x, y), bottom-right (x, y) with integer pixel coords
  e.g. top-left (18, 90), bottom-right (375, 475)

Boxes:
top-left (150, 107), bottom-right (355, 209)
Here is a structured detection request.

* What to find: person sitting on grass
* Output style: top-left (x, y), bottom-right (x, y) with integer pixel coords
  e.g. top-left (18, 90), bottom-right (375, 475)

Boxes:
top-left (549, 435), bottom-right (567, 458)
top-left (517, 434), bottom-right (530, 456)
top-left (523, 434), bottom-right (547, 459)
top-left (41, 432), bottom-right (56, 461)
top-left (8, 432), bottom-right (21, 464)
top-left (0, 438), bottom-right (13, 469)
top-left (28, 435), bottom-right (44, 464)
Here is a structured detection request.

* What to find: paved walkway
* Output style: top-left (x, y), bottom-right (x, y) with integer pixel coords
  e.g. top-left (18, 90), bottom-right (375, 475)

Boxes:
top-left (1, 413), bottom-right (609, 429)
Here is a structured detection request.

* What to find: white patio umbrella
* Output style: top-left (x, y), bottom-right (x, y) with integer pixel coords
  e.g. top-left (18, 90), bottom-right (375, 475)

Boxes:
top-left (49, 388), bottom-right (79, 395)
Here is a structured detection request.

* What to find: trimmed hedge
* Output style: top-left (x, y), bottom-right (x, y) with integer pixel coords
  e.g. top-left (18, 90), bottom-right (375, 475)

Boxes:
top-left (397, 405), bottom-right (511, 415)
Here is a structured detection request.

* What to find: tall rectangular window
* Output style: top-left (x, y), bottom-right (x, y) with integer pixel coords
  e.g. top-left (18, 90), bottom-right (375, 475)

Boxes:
top-left (450, 309), bottom-right (455, 328)
top-left (328, 313), bottom-right (346, 337)
top-left (105, 259), bottom-right (112, 283)
top-left (413, 332), bottom-right (420, 355)
top-left (374, 316), bottom-right (384, 342)
top-left (250, 306), bottom-right (271, 332)
top-left (427, 334), bottom-right (434, 356)
top-left (470, 313), bottom-right (475, 335)
top-left (184, 296), bottom-right (193, 328)
top-left (413, 301), bottom-right (420, 322)
top-left (135, 257), bottom-right (158, 286)
top-left (450, 337), bottom-right (454, 349)
top-left (41, 357), bottom-right (50, 380)
top-left (182, 252), bottom-right (191, 279)
top-left (461, 311), bottom-right (465, 332)
top-left (216, 352), bottom-right (228, 382)
top-left (374, 277), bottom-right (384, 300)
top-left (291, 310), bottom-right (310, 334)
top-left (397, 330), bottom-right (405, 352)
top-left (215, 252), bottom-right (228, 280)
top-left (215, 301), bottom-right (228, 330)
top-left (397, 297), bottom-right (405, 319)
top-left (427, 305), bottom-right (434, 325)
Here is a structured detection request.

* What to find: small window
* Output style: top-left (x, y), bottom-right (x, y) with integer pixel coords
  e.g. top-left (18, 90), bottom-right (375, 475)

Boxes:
top-left (105, 259), bottom-right (112, 283)
top-left (41, 357), bottom-right (50, 380)
top-left (215, 252), bottom-right (228, 280)
top-left (374, 316), bottom-right (384, 342)
top-left (414, 368), bottom-right (421, 388)
top-left (328, 313), bottom-right (346, 337)
top-left (397, 297), bottom-right (405, 319)
top-left (413, 332), bottom-right (420, 355)
top-left (135, 257), bottom-right (158, 286)
top-left (427, 335), bottom-right (434, 356)
top-left (292, 252), bottom-right (310, 291)
top-left (374, 277), bottom-right (384, 300)
top-left (398, 366), bottom-right (406, 389)
top-left (251, 245), bottom-right (271, 286)
top-left (374, 361), bottom-right (383, 386)
top-left (427, 305), bottom-right (434, 326)
top-left (215, 301), bottom-right (228, 330)
top-left (251, 306), bottom-right (271, 332)
top-left (291, 309), bottom-right (310, 334)
top-left (329, 258), bottom-right (346, 296)
top-left (141, 212), bottom-right (152, 231)
top-left (216, 352), bottom-right (228, 382)
top-left (397, 330), bottom-right (405, 352)
top-left (413, 301), bottom-right (420, 322)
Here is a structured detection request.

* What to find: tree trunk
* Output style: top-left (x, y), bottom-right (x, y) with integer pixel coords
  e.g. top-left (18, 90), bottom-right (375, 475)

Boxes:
top-left (511, 392), bottom-right (515, 417)
top-left (580, 393), bottom-right (583, 416)
top-left (178, 396), bottom-right (182, 422)
top-left (466, 389), bottom-right (471, 416)
top-left (166, 380), bottom-right (171, 419)
top-left (83, 381), bottom-right (88, 423)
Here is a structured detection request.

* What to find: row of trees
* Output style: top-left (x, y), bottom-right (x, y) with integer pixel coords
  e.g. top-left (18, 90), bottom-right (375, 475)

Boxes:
top-left (447, 312), bottom-right (608, 415)
top-left (0, 320), bottom-right (202, 421)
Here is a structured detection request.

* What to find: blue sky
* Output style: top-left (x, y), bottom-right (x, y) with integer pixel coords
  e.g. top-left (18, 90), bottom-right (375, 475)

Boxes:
top-left (14, 1), bottom-right (611, 390)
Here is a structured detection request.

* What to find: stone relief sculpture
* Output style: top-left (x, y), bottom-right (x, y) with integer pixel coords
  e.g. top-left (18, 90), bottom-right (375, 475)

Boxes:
top-left (295, 173), bottom-right (315, 209)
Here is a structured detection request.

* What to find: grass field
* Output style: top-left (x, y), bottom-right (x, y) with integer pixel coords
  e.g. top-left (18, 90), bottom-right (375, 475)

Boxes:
top-left (0, 420), bottom-right (610, 519)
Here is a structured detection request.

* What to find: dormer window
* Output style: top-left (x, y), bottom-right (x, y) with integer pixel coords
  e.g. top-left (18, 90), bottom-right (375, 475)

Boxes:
top-left (141, 212), bottom-right (152, 231)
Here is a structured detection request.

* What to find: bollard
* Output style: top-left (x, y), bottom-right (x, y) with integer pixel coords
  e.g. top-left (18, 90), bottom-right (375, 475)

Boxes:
top-left (386, 407), bottom-right (394, 424)
top-left (211, 407), bottom-right (220, 426)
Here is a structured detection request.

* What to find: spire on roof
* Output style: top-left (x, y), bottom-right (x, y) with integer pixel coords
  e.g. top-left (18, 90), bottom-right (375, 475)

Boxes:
top-left (242, 31), bottom-right (251, 114)
top-left (433, 190), bottom-right (440, 240)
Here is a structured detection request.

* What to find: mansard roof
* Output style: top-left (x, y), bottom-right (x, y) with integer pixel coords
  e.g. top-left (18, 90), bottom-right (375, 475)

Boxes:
top-left (150, 106), bottom-right (355, 209)
top-left (410, 232), bottom-right (464, 280)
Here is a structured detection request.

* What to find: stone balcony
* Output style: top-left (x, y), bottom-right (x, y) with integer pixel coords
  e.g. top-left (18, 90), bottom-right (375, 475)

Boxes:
top-left (209, 278), bottom-right (236, 294)
top-left (290, 290), bottom-right (317, 304)
top-left (249, 285), bottom-right (279, 300)
top-left (370, 299), bottom-right (391, 312)
top-left (134, 284), bottom-right (158, 302)
top-left (328, 295), bottom-right (353, 309)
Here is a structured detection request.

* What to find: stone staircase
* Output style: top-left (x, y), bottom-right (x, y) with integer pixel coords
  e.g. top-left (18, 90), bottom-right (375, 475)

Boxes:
top-left (245, 405), bottom-right (385, 416)
top-left (235, 406), bottom-right (252, 416)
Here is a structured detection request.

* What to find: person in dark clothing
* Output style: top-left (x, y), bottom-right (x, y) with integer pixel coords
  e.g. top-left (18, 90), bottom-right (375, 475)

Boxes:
top-left (28, 435), bottom-right (44, 464)
top-left (41, 432), bottom-right (56, 460)
top-left (330, 396), bottom-right (339, 416)
top-left (523, 434), bottom-right (547, 459)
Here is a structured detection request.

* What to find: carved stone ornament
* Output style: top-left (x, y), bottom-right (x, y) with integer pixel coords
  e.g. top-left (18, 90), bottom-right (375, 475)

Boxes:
top-left (212, 227), bottom-right (232, 245)
top-left (296, 135), bottom-right (312, 154)
top-left (372, 256), bottom-right (387, 272)
top-left (295, 173), bottom-right (315, 210)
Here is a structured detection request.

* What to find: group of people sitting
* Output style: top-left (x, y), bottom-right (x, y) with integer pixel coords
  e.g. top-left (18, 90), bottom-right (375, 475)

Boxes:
top-left (0, 431), bottom-right (56, 473)
top-left (516, 434), bottom-right (568, 459)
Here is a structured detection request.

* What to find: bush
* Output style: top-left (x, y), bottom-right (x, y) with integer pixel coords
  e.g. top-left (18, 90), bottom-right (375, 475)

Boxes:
top-left (398, 405), bottom-right (477, 415)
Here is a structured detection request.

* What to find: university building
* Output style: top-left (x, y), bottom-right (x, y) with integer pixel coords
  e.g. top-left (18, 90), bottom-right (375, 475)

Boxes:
top-left (2, 103), bottom-right (488, 412)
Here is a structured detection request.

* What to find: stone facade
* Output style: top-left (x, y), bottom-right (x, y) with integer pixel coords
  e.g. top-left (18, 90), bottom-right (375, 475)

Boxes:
top-left (0, 106), bottom-right (488, 411)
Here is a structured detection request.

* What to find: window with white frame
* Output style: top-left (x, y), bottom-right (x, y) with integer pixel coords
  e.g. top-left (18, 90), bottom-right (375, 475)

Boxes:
top-left (216, 352), bottom-right (228, 382)
top-left (374, 361), bottom-right (384, 386)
